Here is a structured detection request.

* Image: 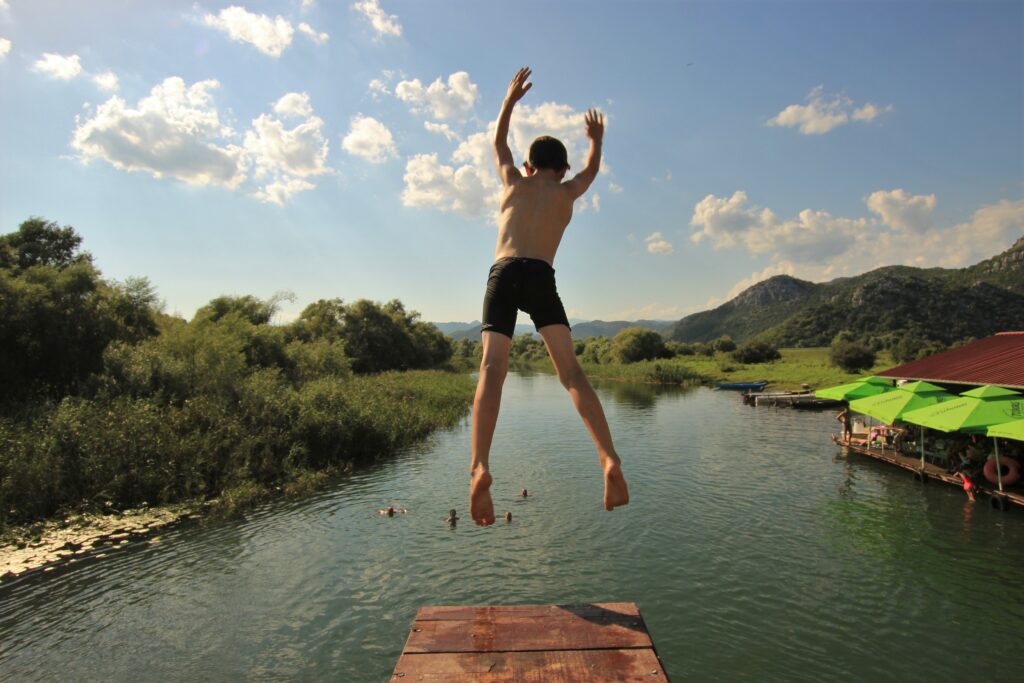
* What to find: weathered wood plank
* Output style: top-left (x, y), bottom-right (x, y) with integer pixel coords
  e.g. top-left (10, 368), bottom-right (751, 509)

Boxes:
top-left (416, 603), bottom-right (641, 621)
top-left (404, 614), bottom-right (652, 654)
top-left (392, 649), bottom-right (669, 682)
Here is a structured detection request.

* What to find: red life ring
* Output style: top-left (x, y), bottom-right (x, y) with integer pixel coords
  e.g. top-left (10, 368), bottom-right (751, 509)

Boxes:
top-left (983, 456), bottom-right (1021, 486)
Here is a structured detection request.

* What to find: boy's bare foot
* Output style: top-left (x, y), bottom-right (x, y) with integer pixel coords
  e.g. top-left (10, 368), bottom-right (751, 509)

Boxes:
top-left (603, 461), bottom-right (630, 511)
top-left (470, 467), bottom-right (495, 526)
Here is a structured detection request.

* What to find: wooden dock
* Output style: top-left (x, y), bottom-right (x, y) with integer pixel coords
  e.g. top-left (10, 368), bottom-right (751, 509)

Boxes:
top-left (835, 435), bottom-right (1024, 509)
top-left (392, 602), bottom-right (670, 682)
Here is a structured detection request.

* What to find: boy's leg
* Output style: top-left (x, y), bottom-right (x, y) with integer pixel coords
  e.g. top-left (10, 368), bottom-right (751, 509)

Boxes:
top-left (470, 331), bottom-right (511, 526)
top-left (538, 324), bottom-right (629, 511)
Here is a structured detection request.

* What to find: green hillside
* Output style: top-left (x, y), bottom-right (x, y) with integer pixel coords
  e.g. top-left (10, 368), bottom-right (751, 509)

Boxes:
top-left (667, 236), bottom-right (1024, 346)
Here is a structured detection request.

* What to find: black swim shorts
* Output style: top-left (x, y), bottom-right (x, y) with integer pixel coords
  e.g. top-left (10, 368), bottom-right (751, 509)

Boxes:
top-left (480, 257), bottom-right (570, 338)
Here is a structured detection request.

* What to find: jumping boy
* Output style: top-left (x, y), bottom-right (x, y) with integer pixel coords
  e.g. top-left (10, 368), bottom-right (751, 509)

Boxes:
top-left (469, 67), bottom-right (630, 526)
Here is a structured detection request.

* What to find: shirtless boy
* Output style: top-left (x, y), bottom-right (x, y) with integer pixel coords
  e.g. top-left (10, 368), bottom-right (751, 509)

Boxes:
top-left (469, 67), bottom-right (630, 526)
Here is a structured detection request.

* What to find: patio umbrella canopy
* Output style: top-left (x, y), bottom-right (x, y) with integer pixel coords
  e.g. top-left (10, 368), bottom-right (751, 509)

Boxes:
top-left (987, 419), bottom-right (1024, 443)
top-left (815, 376), bottom-right (894, 401)
top-left (901, 385), bottom-right (1024, 433)
top-left (848, 381), bottom-right (954, 424)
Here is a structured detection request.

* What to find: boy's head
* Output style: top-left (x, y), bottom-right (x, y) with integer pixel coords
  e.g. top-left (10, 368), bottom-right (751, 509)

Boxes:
top-left (525, 136), bottom-right (569, 177)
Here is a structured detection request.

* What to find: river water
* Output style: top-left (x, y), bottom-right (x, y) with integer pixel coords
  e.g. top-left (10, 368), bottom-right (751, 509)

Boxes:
top-left (3, 371), bottom-right (1024, 681)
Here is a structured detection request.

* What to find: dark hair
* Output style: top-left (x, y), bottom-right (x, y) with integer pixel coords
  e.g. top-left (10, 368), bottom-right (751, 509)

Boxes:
top-left (527, 136), bottom-right (569, 171)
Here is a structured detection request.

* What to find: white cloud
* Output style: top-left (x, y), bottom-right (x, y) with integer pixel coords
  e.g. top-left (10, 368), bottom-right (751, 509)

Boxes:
top-left (689, 190), bottom-right (1024, 302)
top-left (71, 77), bottom-right (247, 188)
top-left (645, 232), bottom-right (673, 254)
top-left (424, 121), bottom-right (459, 142)
top-left (203, 6), bottom-right (294, 58)
top-left (254, 177), bottom-right (315, 206)
top-left (301, 0), bottom-right (316, 9)
top-left (395, 71), bottom-right (478, 120)
top-left (608, 181), bottom-right (623, 193)
top-left (93, 70), bottom-right (119, 92)
top-left (0, 39), bottom-right (10, 59)
top-left (341, 115), bottom-right (397, 163)
top-left (352, 0), bottom-right (402, 38)
top-left (32, 53), bottom-right (82, 80)
top-left (767, 86), bottom-right (891, 135)
top-left (369, 78), bottom-right (390, 98)
top-left (398, 100), bottom-right (597, 222)
top-left (610, 302), bottom-right (687, 320)
top-left (298, 22), bottom-right (329, 45)
top-left (72, 77), bottom-right (332, 204)
top-left (273, 92), bottom-right (313, 118)
top-left (865, 188), bottom-right (935, 232)
top-left (402, 153), bottom-right (498, 217)
top-left (0, 1), bottom-right (8, 10)
top-left (245, 115), bottom-right (329, 179)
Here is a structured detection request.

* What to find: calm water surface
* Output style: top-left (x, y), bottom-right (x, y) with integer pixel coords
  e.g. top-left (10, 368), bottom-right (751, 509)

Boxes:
top-left (3, 371), bottom-right (1024, 681)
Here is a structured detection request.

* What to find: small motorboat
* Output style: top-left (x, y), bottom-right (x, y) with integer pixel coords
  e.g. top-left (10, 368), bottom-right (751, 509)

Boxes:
top-left (716, 380), bottom-right (768, 391)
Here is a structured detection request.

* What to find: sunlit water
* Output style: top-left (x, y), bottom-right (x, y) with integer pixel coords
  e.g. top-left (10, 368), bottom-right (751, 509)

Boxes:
top-left (3, 371), bottom-right (1024, 681)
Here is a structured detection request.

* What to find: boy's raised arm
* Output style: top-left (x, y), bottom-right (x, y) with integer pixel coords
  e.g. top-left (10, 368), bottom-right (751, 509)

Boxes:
top-left (564, 109), bottom-right (603, 199)
top-left (494, 67), bottom-right (532, 186)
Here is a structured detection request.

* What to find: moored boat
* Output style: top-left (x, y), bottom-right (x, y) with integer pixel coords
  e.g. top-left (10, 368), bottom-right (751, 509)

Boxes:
top-left (717, 380), bottom-right (768, 391)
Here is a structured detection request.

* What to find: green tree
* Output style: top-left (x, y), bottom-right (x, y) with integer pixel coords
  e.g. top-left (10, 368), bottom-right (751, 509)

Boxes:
top-left (731, 340), bottom-right (782, 364)
top-left (712, 335), bottom-right (737, 353)
top-left (611, 327), bottom-right (666, 363)
top-left (830, 340), bottom-right (876, 373)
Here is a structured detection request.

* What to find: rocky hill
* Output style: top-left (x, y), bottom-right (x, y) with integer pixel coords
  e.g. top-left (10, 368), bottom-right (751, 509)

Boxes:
top-left (667, 236), bottom-right (1024, 346)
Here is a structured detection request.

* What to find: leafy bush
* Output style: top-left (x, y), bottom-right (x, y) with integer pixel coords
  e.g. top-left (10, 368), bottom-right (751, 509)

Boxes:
top-left (712, 335), bottom-right (737, 353)
top-left (664, 341), bottom-right (695, 356)
top-left (611, 327), bottom-right (666, 363)
top-left (830, 340), bottom-right (876, 373)
top-left (577, 336), bottom-right (614, 364)
top-left (889, 333), bottom-right (946, 364)
top-left (731, 341), bottom-right (782, 364)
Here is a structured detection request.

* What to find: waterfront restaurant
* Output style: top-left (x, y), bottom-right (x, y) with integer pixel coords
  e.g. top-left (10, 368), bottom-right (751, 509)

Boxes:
top-left (835, 332), bottom-right (1024, 510)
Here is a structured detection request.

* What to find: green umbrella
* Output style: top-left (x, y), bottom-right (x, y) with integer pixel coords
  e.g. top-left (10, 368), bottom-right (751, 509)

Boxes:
top-left (815, 376), bottom-right (894, 401)
top-left (848, 381), bottom-right (954, 425)
top-left (987, 419), bottom-right (1024, 443)
top-left (901, 385), bottom-right (1023, 433)
top-left (903, 385), bottom-right (1024, 492)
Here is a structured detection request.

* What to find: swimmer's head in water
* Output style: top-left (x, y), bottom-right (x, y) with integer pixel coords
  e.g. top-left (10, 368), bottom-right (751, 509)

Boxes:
top-left (448, 508), bottom-right (457, 518)
top-left (520, 488), bottom-right (528, 497)
top-left (525, 136), bottom-right (569, 175)
top-left (505, 511), bottom-right (512, 522)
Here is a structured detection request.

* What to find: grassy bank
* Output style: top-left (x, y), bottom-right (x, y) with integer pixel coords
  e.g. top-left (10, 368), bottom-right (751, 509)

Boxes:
top-left (0, 370), bottom-right (474, 533)
top-left (519, 347), bottom-right (896, 390)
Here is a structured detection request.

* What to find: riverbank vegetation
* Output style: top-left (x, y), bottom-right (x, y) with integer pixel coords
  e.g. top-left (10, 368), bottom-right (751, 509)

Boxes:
top-left (0, 219), bottom-right (474, 533)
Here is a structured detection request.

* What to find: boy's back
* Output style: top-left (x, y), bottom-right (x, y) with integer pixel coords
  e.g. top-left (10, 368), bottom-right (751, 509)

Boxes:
top-left (494, 175), bottom-right (575, 265)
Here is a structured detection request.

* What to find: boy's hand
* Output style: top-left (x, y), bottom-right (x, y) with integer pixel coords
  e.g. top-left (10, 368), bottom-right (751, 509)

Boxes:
top-left (505, 67), bottom-right (532, 104)
top-left (584, 109), bottom-right (604, 142)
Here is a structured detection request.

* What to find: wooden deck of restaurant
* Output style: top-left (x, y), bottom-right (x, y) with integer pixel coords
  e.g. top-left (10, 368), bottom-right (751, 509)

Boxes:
top-left (835, 435), bottom-right (1024, 509)
top-left (391, 602), bottom-right (670, 682)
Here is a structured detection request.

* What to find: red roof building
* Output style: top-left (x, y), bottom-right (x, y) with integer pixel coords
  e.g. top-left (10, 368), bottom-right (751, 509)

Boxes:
top-left (877, 332), bottom-right (1024, 389)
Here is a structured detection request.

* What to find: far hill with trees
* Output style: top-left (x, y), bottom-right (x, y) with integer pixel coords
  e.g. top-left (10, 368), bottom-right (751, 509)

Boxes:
top-left (666, 236), bottom-right (1024, 348)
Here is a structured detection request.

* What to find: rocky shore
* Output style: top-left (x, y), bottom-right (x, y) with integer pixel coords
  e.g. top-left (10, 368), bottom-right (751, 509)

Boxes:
top-left (1, 503), bottom-right (204, 583)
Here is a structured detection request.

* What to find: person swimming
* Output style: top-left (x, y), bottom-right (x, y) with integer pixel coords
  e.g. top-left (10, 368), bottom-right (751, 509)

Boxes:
top-left (445, 508), bottom-right (459, 526)
top-left (377, 506), bottom-right (408, 517)
top-left (505, 511), bottom-right (512, 522)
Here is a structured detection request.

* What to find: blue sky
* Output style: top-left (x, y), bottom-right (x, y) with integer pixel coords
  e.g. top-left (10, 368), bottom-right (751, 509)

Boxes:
top-left (0, 0), bottom-right (1021, 324)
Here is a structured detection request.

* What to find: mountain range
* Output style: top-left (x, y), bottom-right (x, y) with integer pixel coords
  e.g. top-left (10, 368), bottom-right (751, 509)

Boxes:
top-left (666, 236), bottom-right (1024, 346)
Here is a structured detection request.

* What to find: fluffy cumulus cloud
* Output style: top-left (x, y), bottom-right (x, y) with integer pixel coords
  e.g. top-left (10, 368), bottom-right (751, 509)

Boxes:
top-left (395, 72), bottom-right (479, 121)
top-left (32, 53), bottom-right (82, 80)
top-left (71, 77), bottom-right (247, 188)
top-left (72, 79), bottom-right (332, 205)
top-left (0, 38), bottom-right (10, 59)
top-left (93, 70), bottom-right (119, 92)
top-left (399, 99), bottom-right (605, 222)
top-left (203, 6), bottom-right (294, 58)
top-left (244, 92), bottom-right (331, 203)
top-left (424, 121), bottom-right (459, 142)
top-left (645, 232), bottom-right (673, 254)
top-left (298, 22), bottom-right (329, 44)
top-left (691, 190), bottom-right (1024, 306)
top-left (352, 0), bottom-right (402, 38)
top-left (865, 188), bottom-right (936, 232)
top-left (341, 115), bottom-right (397, 163)
top-left (767, 86), bottom-right (892, 135)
